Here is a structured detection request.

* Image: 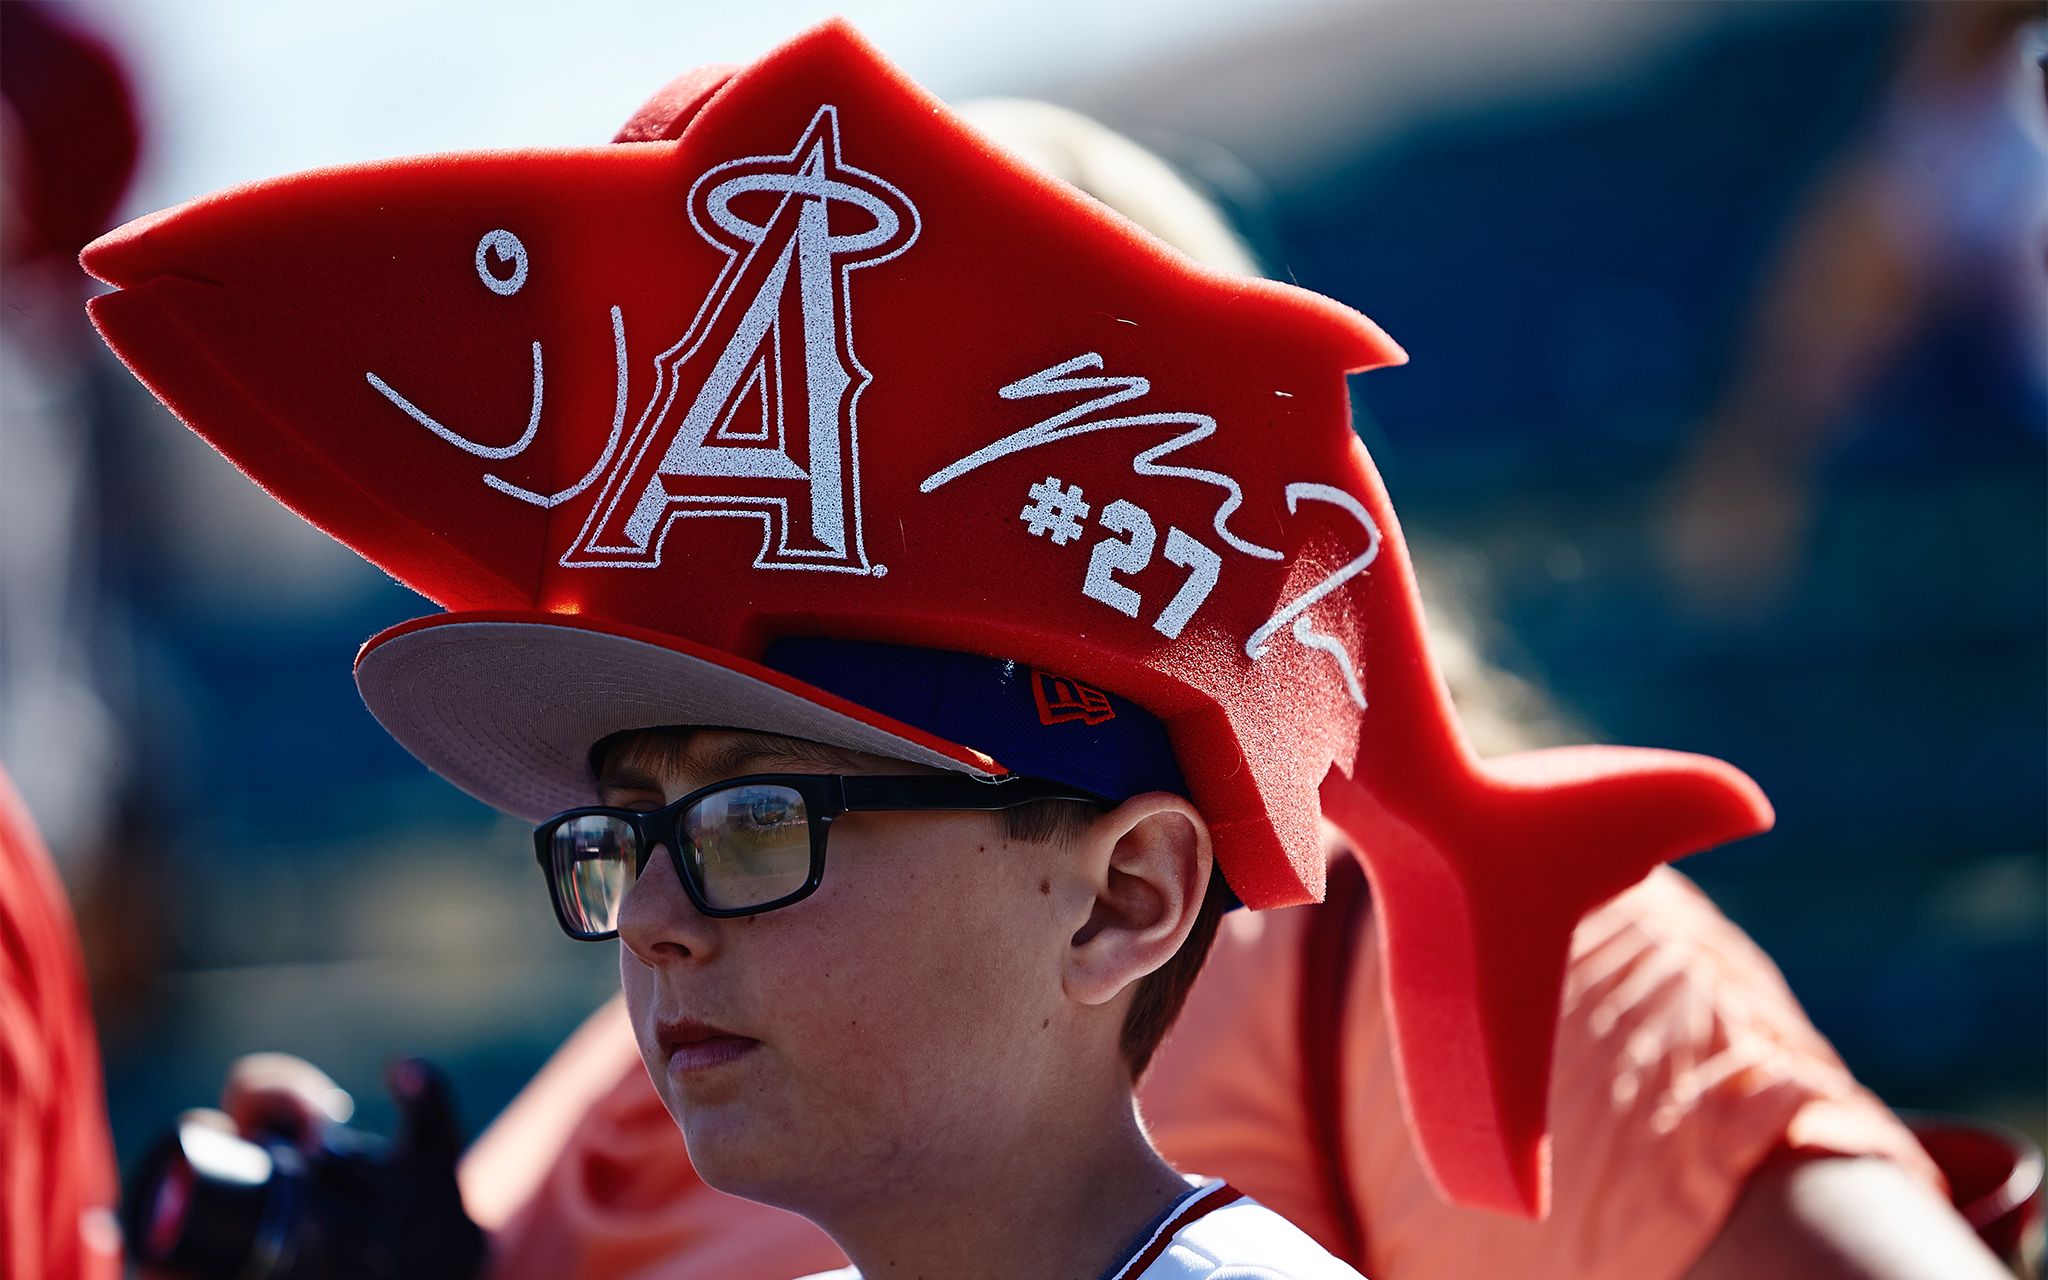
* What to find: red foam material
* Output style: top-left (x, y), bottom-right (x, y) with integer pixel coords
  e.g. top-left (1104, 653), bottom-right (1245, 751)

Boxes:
top-left (80, 19), bottom-right (1772, 1217)
top-left (613, 64), bottom-right (738, 142)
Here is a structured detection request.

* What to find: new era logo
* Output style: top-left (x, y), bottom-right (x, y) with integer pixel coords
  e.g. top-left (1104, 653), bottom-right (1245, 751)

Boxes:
top-left (1032, 670), bottom-right (1116, 726)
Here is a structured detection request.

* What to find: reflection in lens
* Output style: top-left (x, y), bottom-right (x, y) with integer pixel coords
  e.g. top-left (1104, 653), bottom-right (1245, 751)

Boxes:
top-left (684, 784), bottom-right (811, 910)
top-left (551, 815), bottom-right (635, 935)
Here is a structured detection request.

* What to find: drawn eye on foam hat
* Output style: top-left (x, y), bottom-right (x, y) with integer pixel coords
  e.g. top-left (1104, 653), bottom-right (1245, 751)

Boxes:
top-left (363, 229), bottom-right (632, 510)
top-left (475, 229), bottom-right (529, 295)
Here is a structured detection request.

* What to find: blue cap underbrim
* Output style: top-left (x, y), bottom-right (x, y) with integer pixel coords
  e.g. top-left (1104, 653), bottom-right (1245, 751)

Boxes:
top-left (763, 638), bottom-right (1187, 806)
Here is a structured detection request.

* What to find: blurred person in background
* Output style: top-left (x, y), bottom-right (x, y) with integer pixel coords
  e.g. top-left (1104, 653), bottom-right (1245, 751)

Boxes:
top-left (1, 0), bottom-right (141, 883)
top-left (207, 96), bottom-right (2018, 1280)
top-left (1, 0), bottom-right (167, 1042)
top-left (1, 9), bottom-right (138, 1275)
top-left (1662, 1), bottom-right (2047, 614)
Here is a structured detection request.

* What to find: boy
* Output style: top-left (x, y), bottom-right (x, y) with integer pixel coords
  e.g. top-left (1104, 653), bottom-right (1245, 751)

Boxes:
top-left (82, 19), bottom-right (1771, 1277)
top-left (586, 715), bottom-right (1292, 1278)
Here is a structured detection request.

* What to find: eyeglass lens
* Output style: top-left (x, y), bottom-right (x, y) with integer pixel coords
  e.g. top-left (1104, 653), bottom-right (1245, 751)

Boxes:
top-left (680, 783), bottom-right (812, 910)
top-left (547, 783), bottom-right (815, 931)
top-left (549, 814), bottom-right (637, 936)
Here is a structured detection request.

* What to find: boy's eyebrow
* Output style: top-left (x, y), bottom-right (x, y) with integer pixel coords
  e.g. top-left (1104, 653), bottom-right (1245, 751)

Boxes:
top-left (690, 733), bottom-right (867, 779)
top-left (598, 732), bottom-right (876, 798)
top-left (596, 762), bottom-right (670, 796)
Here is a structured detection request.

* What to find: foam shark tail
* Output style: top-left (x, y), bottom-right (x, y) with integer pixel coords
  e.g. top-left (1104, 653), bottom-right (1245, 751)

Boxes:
top-left (1313, 494), bottom-right (1774, 1215)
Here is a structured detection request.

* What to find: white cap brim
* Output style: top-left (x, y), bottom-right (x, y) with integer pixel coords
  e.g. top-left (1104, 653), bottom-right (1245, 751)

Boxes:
top-left (354, 612), bottom-right (1005, 822)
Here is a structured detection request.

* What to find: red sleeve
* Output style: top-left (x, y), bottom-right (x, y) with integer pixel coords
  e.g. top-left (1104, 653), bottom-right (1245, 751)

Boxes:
top-left (0, 764), bottom-right (122, 1280)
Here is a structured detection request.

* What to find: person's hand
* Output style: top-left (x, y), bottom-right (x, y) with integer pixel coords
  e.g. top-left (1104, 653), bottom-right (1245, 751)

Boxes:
top-left (139, 1054), bottom-right (485, 1280)
top-left (216, 1051), bottom-right (355, 1153)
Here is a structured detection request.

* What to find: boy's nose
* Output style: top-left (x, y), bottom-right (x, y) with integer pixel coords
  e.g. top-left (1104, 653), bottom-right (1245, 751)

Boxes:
top-left (618, 845), bottom-right (720, 964)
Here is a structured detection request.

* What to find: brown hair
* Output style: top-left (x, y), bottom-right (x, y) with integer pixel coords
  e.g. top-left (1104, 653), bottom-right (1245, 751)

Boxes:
top-left (1119, 858), bottom-right (1229, 1077)
top-left (592, 728), bottom-right (1224, 1079)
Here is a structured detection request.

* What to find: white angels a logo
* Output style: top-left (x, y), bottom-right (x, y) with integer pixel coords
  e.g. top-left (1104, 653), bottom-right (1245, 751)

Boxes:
top-left (564, 105), bottom-right (919, 572)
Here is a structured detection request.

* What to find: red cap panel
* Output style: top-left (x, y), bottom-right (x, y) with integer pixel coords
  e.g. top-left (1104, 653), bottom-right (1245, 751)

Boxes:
top-left (82, 19), bottom-right (1772, 1217)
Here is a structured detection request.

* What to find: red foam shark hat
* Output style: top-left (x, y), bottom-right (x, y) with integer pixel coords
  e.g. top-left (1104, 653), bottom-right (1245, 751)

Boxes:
top-left (82, 19), bottom-right (1771, 1218)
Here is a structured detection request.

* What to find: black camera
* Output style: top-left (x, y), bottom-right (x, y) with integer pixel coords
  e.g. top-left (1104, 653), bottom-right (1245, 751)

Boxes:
top-left (122, 1059), bottom-right (486, 1280)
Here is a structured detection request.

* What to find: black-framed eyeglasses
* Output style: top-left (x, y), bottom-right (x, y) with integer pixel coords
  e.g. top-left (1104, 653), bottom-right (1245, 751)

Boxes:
top-left (534, 772), bottom-right (1105, 940)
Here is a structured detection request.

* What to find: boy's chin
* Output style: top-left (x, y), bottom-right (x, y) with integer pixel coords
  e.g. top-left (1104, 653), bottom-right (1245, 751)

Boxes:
top-left (676, 1109), bottom-right (820, 1208)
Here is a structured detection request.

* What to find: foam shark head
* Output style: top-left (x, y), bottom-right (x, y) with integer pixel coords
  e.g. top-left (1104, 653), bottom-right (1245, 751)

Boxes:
top-left (84, 20), bottom-right (1770, 1218)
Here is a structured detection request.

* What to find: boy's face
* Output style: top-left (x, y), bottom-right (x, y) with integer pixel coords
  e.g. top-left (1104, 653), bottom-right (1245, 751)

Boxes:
top-left (610, 730), bottom-right (1110, 1214)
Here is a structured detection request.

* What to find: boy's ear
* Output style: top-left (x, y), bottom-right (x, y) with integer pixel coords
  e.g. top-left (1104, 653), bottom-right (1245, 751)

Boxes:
top-left (1063, 793), bottom-right (1212, 1007)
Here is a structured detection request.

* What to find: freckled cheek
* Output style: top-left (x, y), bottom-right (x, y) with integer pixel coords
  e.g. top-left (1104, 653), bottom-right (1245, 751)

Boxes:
top-left (765, 852), bottom-right (1030, 1077)
top-left (747, 904), bottom-right (933, 1056)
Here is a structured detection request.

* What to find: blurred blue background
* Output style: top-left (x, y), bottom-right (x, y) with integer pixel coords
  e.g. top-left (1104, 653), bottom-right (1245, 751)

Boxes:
top-left (2, 0), bottom-right (2041, 1167)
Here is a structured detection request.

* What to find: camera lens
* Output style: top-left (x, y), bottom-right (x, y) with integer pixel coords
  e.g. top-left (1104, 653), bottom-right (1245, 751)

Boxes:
top-left (121, 1061), bottom-right (484, 1280)
top-left (123, 1115), bottom-right (302, 1280)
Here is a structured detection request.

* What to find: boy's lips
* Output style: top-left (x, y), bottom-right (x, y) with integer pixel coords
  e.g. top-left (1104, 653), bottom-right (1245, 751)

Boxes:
top-left (658, 1018), bottom-right (760, 1074)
